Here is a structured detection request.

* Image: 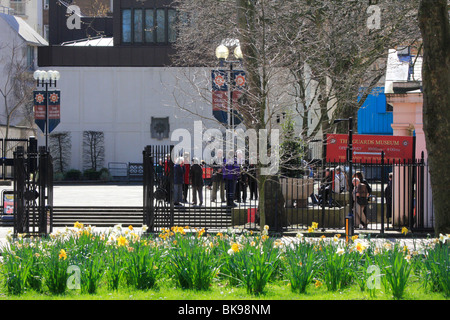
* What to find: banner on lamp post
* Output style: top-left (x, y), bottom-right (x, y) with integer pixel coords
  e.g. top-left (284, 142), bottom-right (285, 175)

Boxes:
top-left (48, 90), bottom-right (60, 133)
top-left (33, 91), bottom-right (46, 133)
top-left (212, 70), bottom-right (228, 124)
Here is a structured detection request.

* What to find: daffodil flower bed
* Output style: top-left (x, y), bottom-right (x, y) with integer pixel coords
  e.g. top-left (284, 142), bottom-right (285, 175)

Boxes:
top-left (0, 223), bottom-right (449, 299)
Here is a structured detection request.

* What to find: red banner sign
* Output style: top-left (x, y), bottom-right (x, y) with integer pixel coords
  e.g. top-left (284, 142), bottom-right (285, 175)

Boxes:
top-left (326, 134), bottom-right (414, 163)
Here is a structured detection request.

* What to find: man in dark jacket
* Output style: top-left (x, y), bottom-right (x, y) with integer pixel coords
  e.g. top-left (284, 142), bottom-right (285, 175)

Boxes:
top-left (190, 157), bottom-right (204, 206)
top-left (211, 149), bottom-right (225, 203)
top-left (223, 151), bottom-right (240, 207)
top-left (173, 157), bottom-right (185, 206)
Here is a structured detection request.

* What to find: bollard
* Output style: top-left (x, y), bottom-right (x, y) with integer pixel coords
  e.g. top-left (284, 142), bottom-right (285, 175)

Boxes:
top-left (345, 215), bottom-right (354, 242)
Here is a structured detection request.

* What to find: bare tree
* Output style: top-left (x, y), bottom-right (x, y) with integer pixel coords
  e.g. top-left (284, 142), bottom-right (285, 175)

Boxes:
top-left (418, 0), bottom-right (450, 234)
top-left (49, 131), bottom-right (72, 173)
top-left (170, 0), bottom-right (423, 230)
top-left (82, 130), bottom-right (105, 171)
top-left (0, 41), bottom-right (36, 150)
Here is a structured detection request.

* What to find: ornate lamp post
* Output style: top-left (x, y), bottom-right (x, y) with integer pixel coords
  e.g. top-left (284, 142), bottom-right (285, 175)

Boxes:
top-left (215, 44), bottom-right (244, 130)
top-left (33, 70), bottom-right (60, 151)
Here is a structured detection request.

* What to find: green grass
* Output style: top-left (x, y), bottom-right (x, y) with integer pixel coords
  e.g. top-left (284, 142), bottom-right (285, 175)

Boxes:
top-left (0, 276), bottom-right (445, 300)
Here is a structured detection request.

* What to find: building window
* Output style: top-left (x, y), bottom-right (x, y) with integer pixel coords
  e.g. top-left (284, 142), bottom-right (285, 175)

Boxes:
top-left (9, 0), bottom-right (26, 15)
top-left (122, 9), bottom-right (132, 43)
top-left (121, 8), bottom-right (176, 45)
top-left (26, 46), bottom-right (35, 70)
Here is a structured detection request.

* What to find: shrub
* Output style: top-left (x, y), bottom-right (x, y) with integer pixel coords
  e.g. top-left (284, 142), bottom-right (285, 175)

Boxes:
top-left (64, 169), bottom-right (82, 181)
top-left (83, 169), bottom-right (101, 180)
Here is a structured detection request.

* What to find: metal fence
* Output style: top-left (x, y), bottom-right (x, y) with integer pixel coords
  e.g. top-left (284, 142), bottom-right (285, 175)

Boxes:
top-left (143, 145), bottom-right (434, 234)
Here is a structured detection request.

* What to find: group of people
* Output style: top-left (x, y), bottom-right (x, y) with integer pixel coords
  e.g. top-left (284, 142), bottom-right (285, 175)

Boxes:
top-left (311, 166), bottom-right (377, 229)
top-left (155, 150), bottom-right (258, 207)
top-left (311, 166), bottom-right (349, 207)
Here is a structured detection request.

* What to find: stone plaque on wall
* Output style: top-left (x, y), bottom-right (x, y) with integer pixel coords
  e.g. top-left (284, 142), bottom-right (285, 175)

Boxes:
top-left (151, 117), bottom-right (170, 140)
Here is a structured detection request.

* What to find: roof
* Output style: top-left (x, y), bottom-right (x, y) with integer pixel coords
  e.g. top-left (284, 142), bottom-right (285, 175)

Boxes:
top-left (62, 37), bottom-right (114, 47)
top-left (385, 49), bottom-right (422, 94)
top-left (0, 12), bottom-right (48, 46)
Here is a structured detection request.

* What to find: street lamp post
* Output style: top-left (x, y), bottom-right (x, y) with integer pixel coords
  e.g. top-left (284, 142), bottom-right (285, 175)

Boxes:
top-left (334, 117), bottom-right (354, 238)
top-left (33, 70), bottom-right (60, 152)
top-left (215, 44), bottom-right (243, 130)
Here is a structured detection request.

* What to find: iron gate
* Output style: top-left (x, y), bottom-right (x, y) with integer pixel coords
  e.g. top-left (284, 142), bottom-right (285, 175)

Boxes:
top-left (13, 144), bottom-right (53, 236)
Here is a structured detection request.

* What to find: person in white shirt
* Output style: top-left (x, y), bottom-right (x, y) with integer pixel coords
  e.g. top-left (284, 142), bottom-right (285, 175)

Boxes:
top-left (334, 166), bottom-right (348, 193)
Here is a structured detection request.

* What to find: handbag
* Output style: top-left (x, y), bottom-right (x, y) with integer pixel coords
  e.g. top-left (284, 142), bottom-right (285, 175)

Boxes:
top-left (357, 196), bottom-right (368, 206)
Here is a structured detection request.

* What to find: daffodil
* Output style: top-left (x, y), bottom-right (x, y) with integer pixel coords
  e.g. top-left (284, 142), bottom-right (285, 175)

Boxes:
top-left (312, 222), bottom-right (318, 229)
top-left (59, 249), bottom-right (67, 260)
top-left (315, 280), bottom-right (322, 288)
top-left (117, 235), bottom-right (128, 247)
top-left (336, 248), bottom-right (345, 255)
top-left (128, 225), bottom-right (134, 231)
top-left (356, 242), bottom-right (366, 254)
top-left (231, 243), bottom-right (240, 253)
top-left (401, 227), bottom-right (409, 235)
top-left (74, 221), bottom-right (84, 229)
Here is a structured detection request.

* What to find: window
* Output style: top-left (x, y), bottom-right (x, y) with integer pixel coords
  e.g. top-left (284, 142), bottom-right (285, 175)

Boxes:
top-left (156, 9), bottom-right (165, 43)
top-left (134, 9), bottom-right (143, 42)
top-left (122, 9), bottom-right (132, 43)
top-left (9, 0), bottom-right (26, 15)
top-left (121, 8), bottom-right (176, 45)
top-left (26, 46), bottom-right (35, 70)
top-left (145, 9), bottom-right (154, 43)
top-left (168, 9), bottom-right (177, 43)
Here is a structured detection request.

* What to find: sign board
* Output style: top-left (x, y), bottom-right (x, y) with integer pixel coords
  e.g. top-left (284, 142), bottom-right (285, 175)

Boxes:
top-left (326, 134), bottom-right (414, 163)
top-left (2, 191), bottom-right (14, 219)
top-left (48, 91), bottom-right (61, 133)
top-left (33, 90), bottom-right (61, 134)
top-left (34, 91), bottom-right (46, 133)
top-left (211, 70), bottom-right (245, 126)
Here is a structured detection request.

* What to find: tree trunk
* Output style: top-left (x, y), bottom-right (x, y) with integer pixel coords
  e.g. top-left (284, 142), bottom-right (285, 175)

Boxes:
top-left (418, 0), bottom-right (450, 234)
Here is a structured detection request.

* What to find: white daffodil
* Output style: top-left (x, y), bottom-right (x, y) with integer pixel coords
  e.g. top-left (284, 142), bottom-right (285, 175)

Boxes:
top-left (439, 233), bottom-right (449, 243)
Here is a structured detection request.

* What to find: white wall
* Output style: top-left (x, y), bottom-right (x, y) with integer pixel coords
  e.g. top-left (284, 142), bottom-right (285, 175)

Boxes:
top-left (35, 66), bottom-right (222, 171)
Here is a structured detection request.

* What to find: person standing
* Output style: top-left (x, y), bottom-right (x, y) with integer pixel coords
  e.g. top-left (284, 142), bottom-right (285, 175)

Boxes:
top-left (211, 149), bottom-right (225, 203)
top-left (334, 166), bottom-right (348, 193)
top-left (190, 157), bottom-right (204, 206)
top-left (320, 168), bottom-right (333, 207)
top-left (173, 157), bottom-right (185, 206)
top-left (385, 172), bottom-right (393, 225)
top-left (223, 151), bottom-right (239, 207)
top-left (353, 177), bottom-right (369, 229)
top-left (182, 152), bottom-right (191, 203)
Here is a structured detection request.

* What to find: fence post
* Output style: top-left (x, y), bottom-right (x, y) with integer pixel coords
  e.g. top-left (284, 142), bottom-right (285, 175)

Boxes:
top-left (13, 146), bottom-right (26, 235)
top-left (143, 145), bottom-right (154, 232)
top-left (38, 147), bottom-right (53, 236)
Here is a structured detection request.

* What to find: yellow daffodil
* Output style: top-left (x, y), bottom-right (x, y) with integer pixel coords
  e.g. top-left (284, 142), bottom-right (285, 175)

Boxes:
top-left (128, 225), bottom-right (133, 231)
top-left (117, 235), bottom-right (128, 247)
top-left (59, 249), bottom-right (67, 260)
top-left (401, 227), bottom-right (409, 235)
top-left (351, 235), bottom-right (358, 242)
top-left (356, 242), bottom-right (366, 253)
top-left (312, 222), bottom-right (318, 229)
top-left (74, 221), bottom-right (84, 229)
top-left (231, 243), bottom-right (240, 253)
top-left (315, 280), bottom-right (322, 288)
top-left (197, 228), bottom-right (205, 238)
